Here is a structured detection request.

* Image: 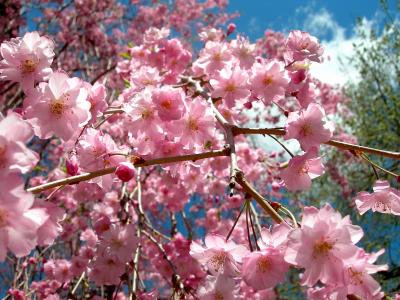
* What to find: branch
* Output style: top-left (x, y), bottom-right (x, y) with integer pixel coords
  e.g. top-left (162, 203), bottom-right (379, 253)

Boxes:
top-left (233, 126), bottom-right (400, 160)
top-left (90, 63), bottom-right (117, 84)
top-left (27, 149), bottom-right (229, 194)
top-left (234, 172), bottom-right (284, 224)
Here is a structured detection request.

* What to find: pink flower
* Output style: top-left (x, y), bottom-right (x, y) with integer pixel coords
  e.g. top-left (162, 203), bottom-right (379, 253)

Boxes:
top-left (242, 224), bottom-right (291, 290)
top-left (87, 82), bottom-right (108, 121)
top-left (152, 86), bottom-right (186, 121)
top-left (210, 66), bottom-right (250, 108)
top-left (0, 174), bottom-right (49, 261)
top-left (171, 98), bottom-right (216, 150)
top-left (24, 71), bottom-right (91, 141)
top-left (355, 180), bottom-right (400, 215)
top-left (230, 36), bottom-right (255, 69)
top-left (33, 200), bottom-right (64, 246)
top-left (197, 275), bottom-right (238, 300)
top-left (0, 31), bottom-right (54, 91)
top-left (343, 249), bottom-right (388, 299)
top-left (195, 41), bottom-right (232, 75)
top-left (285, 30), bottom-right (324, 63)
top-left (284, 204), bottom-right (364, 287)
top-left (130, 66), bottom-right (161, 90)
top-left (0, 112), bottom-right (38, 175)
top-left (115, 162), bottom-right (135, 182)
top-left (123, 88), bottom-right (162, 137)
top-left (77, 128), bottom-right (125, 171)
top-left (249, 60), bottom-right (289, 105)
top-left (77, 128), bottom-right (126, 188)
top-left (242, 249), bottom-right (289, 290)
top-left (89, 254), bottom-right (126, 285)
top-left (190, 234), bottom-right (248, 276)
top-left (98, 224), bottom-right (138, 263)
top-left (279, 148), bottom-right (325, 191)
top-left (285, 103), bottom-right (334, 151)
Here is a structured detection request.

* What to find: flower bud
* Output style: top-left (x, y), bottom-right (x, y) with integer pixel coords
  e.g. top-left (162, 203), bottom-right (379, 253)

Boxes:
top-left (115, 162), bottom-right (135, 182)
top-left (66, 155), bottom-right (79, 175)
top-left (227, 23), bottom-right (236, 36)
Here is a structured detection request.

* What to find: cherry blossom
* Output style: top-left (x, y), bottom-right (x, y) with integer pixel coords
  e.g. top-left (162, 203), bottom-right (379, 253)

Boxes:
top-left (279, 148), bottom-right (325, 191)
top-left (285, 30), bottom-right (324, 63)
top-left (197, 275), bottom-right (238, 300)
top-left (0, 31), bottom-right (54, 91)
top-left (0, 175), bottom-right (48, 261)
top-left (152, 86), bottom-right (186, 121)
top-left (24, 71), bottom-right (91, 141)
top-left (355, 180), bottom-right (400, 215)
top-left (210, 66), bottom-right (250, 108)
top-left (285, 204), bottom-right (364, 286)
top-left (0, 112), bottom-right (38, 175)
top-left (285, 103), bottom-right (334, 151)
top-left (249, 60), bottom-right (289, 105)
top-left (190, 234), bottom-right (248, 276)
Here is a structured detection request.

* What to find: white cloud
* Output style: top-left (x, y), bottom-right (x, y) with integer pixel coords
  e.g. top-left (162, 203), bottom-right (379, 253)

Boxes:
top-left (302, 8), bottom-right (376, 86)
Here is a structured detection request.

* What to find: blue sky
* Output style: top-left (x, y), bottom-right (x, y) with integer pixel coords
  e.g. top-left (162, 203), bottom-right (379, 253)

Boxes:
top-left (227, 0), bottom-right (391, 40)
top-left (226, 0), bottom-right (397, 85)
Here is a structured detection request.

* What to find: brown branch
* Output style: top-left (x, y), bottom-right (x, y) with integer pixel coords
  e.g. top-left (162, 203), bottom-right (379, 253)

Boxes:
top-left (233, 126), bottom-right (400, 160)
top-left (103, 108), bottom-right (124, 115)
top-left (234, 172), bottom-right (284, 224)
top-left (27, 149), bottom-right (229, 194)
top-left (90, 63), bottom-right (117, 84)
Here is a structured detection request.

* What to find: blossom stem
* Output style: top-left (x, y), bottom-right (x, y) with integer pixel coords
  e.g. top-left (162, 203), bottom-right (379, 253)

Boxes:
top-left (245, 202), bottom-right (254, 252)
top-left (226, 203), bottom-right (246, 242)
top-left (248, 202), bottom-right (260, 251)
top-left (279, 206), bottom-right (299, 228)
top-left (71, 272), bottom-right (85, 295)
top-left (360, 154), bottom-right (399, 178)
top-left (267, 134), bottom-right (294, 157)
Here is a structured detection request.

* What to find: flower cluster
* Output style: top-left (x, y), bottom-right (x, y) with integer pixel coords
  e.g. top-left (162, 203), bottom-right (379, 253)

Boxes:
top-left (0, 16), bottom-right (396, 299)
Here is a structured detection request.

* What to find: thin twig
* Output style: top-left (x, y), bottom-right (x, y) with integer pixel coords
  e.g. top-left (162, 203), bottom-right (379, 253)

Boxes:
top-left (27, 149), bottom-right (229, 194)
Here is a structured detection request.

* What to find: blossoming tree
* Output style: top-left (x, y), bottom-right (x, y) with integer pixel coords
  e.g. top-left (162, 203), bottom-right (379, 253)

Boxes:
top-left (0, 1), bottom-right (399, 299)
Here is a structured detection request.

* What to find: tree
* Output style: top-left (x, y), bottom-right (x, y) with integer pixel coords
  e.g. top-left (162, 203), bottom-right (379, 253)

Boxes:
top-left (0, 1), bottom-right (399, 299)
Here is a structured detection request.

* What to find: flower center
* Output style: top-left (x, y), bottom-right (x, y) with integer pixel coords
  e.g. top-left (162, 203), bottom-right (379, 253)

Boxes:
top-left (141, 108), bottom-right (153, 119)
top-left (300, 123), bottom-right (313, 137)
top-left (224, 83), bottom-right (236, 92)
top-left (301, 42), bottom-right (309, 50)
top-left (21, 59), bottom-right (37, 73)
top-left (111, 237), bottom-right (124, 249)
top-left (213, 52), bottom-right (222, 62)
top-left (313, 240), bottom-right (333, 257)
top-left (0, 208), bottom-right (9, 228)
top-left (50, 99), bottom-right (66, 117)
top-left (210, 251), bottom-right (227, 273)
top-left (298, 163), bottom-right (309, 175)
top-left (188, 118), bottom-right (199, 131)
top-left (257, 256), bottom-right (271, 273)
top-left (160, 99), bottom-right (172, 110)
top-left (374, 193), bottom-right (392, 212)
top-left (263, 75), bottom-right (273, 86)
top-left (215, 291), bottom-right (224, 300)
top-left (348, 267), bottom-right (364, 285)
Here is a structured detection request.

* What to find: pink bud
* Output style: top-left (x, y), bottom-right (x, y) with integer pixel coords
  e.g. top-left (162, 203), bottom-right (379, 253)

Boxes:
top-left (115, 162), bottom-right (135, 182)
top-left (243, 101), bottom-right (253, 109)
top-left (66, 155), bottom-right (79, 176)
top-left (272, 181), bottom-right (281, 192)
top-left (28, 257), bottom-right (37, 265)
top-left (227, 23), bottom-right (236, 36)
